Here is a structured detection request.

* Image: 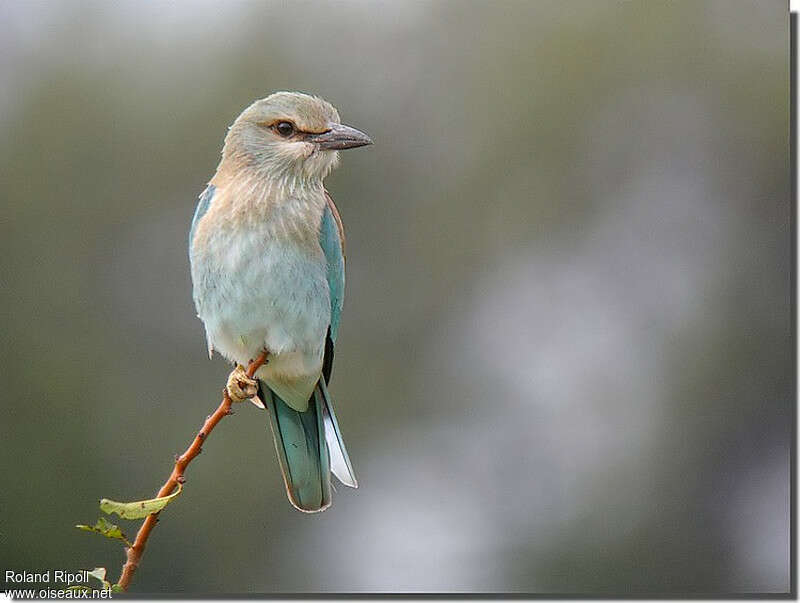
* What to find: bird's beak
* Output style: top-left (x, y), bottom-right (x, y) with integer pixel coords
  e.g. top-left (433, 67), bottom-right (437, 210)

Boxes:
top-left (309, 123), bottom-right (373, 150)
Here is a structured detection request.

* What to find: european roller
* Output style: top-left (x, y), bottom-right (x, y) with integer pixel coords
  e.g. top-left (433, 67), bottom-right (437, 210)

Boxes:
top-left (189, 92), bottom-right (371, 512)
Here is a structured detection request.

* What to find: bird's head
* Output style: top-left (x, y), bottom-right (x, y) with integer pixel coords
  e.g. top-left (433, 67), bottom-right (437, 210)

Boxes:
top-left (224, 92), bottom-right (372, 184)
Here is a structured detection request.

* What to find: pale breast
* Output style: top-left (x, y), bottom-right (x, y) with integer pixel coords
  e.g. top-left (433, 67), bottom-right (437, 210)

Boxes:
top-left (190, 185), bottom-right (331, 373)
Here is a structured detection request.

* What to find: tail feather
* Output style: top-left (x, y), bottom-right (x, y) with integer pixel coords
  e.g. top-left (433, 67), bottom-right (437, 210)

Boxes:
top-left (263, 382), bottom-right (331, 513)
top-left (319, 378), bottom-right (358, 488)
top-left (261, 375), bottom-right (357, 512)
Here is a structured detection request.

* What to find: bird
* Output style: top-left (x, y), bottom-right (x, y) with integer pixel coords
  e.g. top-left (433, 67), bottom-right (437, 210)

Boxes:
top-left (188, 92), bottom-right (372, 512)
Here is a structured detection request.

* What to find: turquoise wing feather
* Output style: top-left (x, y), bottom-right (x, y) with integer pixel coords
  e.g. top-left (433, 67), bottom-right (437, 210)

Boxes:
top-left (320, 191), bottom-right (345, 343)
top-left (318, 193), bottom-right (357, 488)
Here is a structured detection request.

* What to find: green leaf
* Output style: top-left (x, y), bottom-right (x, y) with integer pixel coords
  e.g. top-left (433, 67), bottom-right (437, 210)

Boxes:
top-left (75, 517), bottom-right (131, 546)
top-left (87, 567), bottom-right (111, 590)
top-left (99, 484), bottom-right (182, 520)
top-left (111, 584), bottom-right (124, 593)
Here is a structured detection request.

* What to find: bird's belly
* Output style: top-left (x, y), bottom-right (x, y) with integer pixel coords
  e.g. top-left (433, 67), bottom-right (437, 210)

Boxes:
top-left (192, 230), bottom-right (330, 379)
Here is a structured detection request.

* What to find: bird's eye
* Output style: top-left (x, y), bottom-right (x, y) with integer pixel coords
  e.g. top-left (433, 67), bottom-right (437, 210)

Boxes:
top-left (275, 121), bottom-right (295, 137)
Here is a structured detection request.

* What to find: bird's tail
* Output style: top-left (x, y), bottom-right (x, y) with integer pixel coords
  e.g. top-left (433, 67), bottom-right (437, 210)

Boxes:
top-left (261, 376), bottom-right (357, 513)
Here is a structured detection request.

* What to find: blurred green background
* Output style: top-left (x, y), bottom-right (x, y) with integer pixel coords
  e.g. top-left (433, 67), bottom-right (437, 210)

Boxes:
top-left (0, 0), bottom-right (790, 594)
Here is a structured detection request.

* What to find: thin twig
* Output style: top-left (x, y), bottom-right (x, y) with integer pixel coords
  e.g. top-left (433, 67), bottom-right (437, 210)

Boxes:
top-left (116, 351), bottom-right (268, 591)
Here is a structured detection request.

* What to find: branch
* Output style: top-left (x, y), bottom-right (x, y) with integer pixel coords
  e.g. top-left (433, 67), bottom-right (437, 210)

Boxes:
top-left (115, 351), bottom-right (268, 591)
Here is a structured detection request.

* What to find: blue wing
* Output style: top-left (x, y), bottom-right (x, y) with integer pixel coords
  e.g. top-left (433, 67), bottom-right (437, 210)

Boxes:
top-left (188, 184), bottom-right (216, 255)
top-left (317, 191), bottom-right (357, 488)
top-left (320, 191), bottom-right (345, 343)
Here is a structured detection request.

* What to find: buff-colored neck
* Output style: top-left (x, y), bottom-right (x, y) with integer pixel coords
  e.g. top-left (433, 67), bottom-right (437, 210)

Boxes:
top-left (212, 161), bottom-right (323, 207)
top-left (206, 143), bottom-right (327, 248)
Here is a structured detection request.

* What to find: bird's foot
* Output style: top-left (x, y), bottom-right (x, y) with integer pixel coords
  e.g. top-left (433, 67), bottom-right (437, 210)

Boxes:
top-left (226, 365), bottom-right (258, 402)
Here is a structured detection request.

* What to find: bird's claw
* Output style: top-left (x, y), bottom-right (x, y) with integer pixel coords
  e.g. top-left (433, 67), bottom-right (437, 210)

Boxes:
top-left (226, 365), bottom-right (258, 402)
